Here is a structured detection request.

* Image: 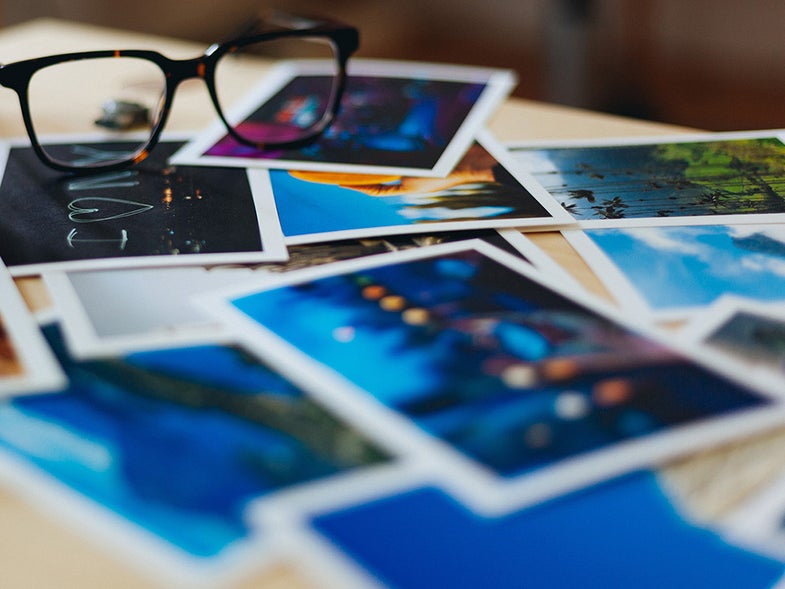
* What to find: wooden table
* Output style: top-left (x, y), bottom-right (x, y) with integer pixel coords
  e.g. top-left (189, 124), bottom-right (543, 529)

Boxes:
top-left (1, 18), bottom-right (781, 589)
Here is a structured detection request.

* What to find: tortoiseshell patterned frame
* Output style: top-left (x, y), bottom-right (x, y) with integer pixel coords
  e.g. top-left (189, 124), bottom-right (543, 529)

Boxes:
top-left (0, 15), bottom-right (359, 172)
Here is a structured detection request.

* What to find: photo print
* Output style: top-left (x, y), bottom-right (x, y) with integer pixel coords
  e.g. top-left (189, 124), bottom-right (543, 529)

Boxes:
top-left (204, 241), bottom-right (784, 512)
top-left (172, 60), bottom-right (517, 177)
top-left (0, 135), bottom-right (286, 276)
top-left (44, 266), bottom-right (257, 358)
top-left (0, 262), bottom-right (64, 395)
top-left (292, 475), bottom-right (784, 589)
top-left (268, 130), bottom-right (572, 245)
top-left (566, 224), bottom-right (785, 321)
top-left (679, 297), bottom-right (785, 390)
top-left (509, 130), bottom-right (785, 228)
top-left (0, 322), bottom-right (391, 581)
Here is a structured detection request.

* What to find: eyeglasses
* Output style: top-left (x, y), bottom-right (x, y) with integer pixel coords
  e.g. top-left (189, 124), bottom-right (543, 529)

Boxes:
top-left (0, 14), bottom-right (359, 172)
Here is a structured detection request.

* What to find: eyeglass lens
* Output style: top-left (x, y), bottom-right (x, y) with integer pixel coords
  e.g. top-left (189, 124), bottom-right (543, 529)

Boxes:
top-left (212, 35), bottom-right (341, 145)
top-left (27, 56), bottom-right (167, 168)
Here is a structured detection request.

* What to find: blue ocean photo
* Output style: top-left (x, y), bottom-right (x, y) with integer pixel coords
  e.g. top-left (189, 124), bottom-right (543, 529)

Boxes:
top-left (0, 325), bottom-right (386, 559)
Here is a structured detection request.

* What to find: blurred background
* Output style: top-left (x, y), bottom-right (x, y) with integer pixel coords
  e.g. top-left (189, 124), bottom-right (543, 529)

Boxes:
top-left (2, 0), bottom-right (784, 131)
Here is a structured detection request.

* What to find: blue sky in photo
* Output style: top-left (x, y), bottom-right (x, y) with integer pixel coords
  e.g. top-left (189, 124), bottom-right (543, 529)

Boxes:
top-left (269, 168), bottom-right (523, 238)
top-left (270, 170), bottom-right (410, 236)
top-left (586, 225), bottom-right (785, 310)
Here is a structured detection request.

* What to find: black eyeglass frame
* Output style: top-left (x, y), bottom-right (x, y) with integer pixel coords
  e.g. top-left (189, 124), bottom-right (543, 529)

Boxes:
top-left (0, 17), bottom-right (359, 172)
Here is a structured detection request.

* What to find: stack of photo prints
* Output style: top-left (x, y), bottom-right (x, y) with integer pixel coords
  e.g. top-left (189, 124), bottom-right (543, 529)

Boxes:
top-left (4, 58), bottom-right (785, 588)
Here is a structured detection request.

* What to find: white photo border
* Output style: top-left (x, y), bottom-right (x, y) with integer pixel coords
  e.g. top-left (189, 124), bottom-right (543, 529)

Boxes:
top-left (0, 261), bottom-right (64, 396)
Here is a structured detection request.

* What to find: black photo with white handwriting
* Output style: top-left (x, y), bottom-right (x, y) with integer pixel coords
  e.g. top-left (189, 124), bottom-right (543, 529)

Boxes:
top-left (0, 139), bottom-right (272, 273)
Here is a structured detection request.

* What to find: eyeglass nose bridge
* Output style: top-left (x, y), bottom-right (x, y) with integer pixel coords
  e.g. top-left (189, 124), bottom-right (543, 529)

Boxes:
top-left (148, 54), bottom-right (219, 131)
top-left (162, 55), bottom-right (213, 89)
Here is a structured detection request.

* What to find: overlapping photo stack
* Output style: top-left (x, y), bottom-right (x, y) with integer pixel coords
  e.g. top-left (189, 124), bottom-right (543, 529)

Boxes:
top-left (3, 57), bottom-right (785, 587)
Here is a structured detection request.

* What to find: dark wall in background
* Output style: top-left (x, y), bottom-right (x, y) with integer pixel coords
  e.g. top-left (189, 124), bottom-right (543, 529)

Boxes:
top-left (3, 0), bottom-right (784, 131)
